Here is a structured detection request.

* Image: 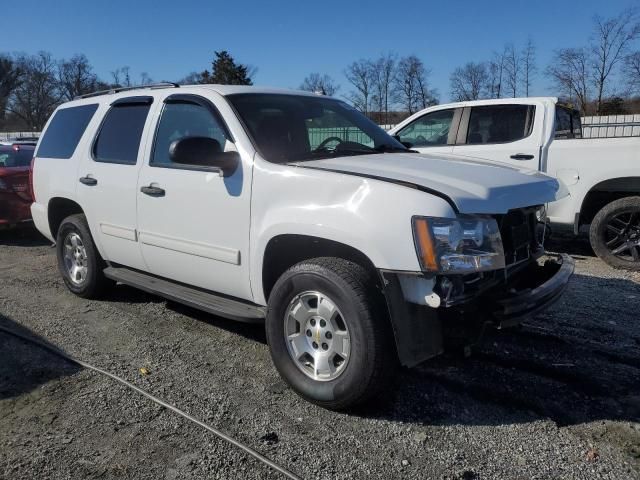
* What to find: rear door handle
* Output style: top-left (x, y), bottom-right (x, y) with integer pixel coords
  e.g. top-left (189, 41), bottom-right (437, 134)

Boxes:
top-left (79, 176), bottom-right (97, 186)
top-left (510, 153), bottom-right (534, 160)
top-left (140, 185), bottom-right (166, 197)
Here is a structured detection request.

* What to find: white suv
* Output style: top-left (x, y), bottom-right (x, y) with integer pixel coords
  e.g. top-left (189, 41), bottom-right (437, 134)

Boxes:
top-left (31, 84), bottom-right (574, 409)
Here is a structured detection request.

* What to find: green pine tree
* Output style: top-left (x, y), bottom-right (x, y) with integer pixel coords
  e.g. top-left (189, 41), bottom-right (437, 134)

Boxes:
top-left (200, 51), bottom-right (253, 85)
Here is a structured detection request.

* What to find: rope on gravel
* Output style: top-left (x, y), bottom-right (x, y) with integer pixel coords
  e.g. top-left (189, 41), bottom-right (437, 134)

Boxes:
top-left (0, 325), bottom-right (303, 480)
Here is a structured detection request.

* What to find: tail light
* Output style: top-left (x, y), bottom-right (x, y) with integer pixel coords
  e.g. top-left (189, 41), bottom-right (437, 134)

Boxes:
top-left (28, 157), bottom-right (36, 202)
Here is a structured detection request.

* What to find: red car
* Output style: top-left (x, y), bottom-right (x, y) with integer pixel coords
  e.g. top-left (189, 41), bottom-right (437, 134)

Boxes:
top-left (0, 143), bottom-right (34, 227)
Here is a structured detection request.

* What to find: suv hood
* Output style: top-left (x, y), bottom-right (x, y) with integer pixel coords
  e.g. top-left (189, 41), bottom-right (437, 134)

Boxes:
top-left (291, 152), bottom-right (567, 214)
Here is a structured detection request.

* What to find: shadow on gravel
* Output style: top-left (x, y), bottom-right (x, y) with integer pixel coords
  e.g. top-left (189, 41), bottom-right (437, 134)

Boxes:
top-left (168, 301), bottom-right (268, 345)
top-left (102, 283), bottom-right (268, 343)
top-left (546, 232), bottom-right (596, 258)
top-left (0, 314), bottom-right (81, 400)
top-left (357, 272), bottom-right (640, 429)
top-left (0, 224), bottom-right (50, 247)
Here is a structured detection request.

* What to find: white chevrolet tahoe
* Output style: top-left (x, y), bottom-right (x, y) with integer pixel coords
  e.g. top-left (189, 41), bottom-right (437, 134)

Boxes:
top-left (390, 98), bottom-right (640, 270)
top-left (31, 84), bottom-right (574, 409)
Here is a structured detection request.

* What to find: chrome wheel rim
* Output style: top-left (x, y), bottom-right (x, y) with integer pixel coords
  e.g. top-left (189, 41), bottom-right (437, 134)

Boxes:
top-left (63, 232), bottom-right (88, 285)
top-left (603, 211), bottom-right (640, 262)
top-left (284, 291), bottom-right (350, 382)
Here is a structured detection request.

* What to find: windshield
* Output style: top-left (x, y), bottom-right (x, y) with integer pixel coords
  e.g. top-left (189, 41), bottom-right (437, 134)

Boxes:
top-left (0, 146), bottom-right (34, 168)
top-left (226, 93), bottom-right (407, 163)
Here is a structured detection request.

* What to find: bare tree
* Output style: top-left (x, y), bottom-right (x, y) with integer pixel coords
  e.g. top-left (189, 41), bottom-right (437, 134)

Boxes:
top-left (624, 51), bottom-right (640, 94)
top-left (299, 72), bottom-right (339, 96)
top-left (394, 55), bottom-right (435, 115)
top-left (590, 9), bottom-right (640, 113)
top-left (111, 66), bottom-right (131, 87)
top-left (450, 62), bottom-right (489, 101)
top-left (10, 52), bottom-right (62, 130)
top-left (487, 50), bottom-right (507, 99)
top-left (546, 48), bottom-right (591, 113)
top-left (177, 71), bottom-right (205, 84)
top-left (58, 54), bottom-right (98, 100)
top-left (521, 38), bottom-right (537, 97)
top-left (139, 72), bottom-right (153, 85)
top-left (0, 55), bottom-right (22, 121)
top-left (371, 53), bottom-right (397, 124)
top-left (344, 59), bottom-right (373, 114)
top-left (504, 43), bottom-right (521, 97)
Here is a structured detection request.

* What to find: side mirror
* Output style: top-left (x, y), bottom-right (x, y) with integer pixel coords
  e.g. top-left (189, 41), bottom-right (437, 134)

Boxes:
top-left (169, 136), bottom-right (239, 177)
top-left (392, 134), bottom-right (413, 149)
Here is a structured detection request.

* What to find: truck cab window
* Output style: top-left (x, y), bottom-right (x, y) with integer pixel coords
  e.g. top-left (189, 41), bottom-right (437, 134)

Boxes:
top-left (466, 105), bottom-right (533, 144)
top-left (396, 109), bottom-right (455, 147)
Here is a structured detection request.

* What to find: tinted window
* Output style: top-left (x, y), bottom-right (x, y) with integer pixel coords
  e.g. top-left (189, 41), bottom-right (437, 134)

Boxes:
top-left (555, 108), bottom-right (572, 139)
top-left (94, 104), bottom-right (151, 164)
top-left (466, 105), bottom-right (533, 144)
top-left (396, 109), bottom-right (455, 147)
top-left (36, 104), bottom-right (98, 159)
top-left (151, 101), bottom-right (230, 167)
top-left (0, 146), bottom-right (35, 167)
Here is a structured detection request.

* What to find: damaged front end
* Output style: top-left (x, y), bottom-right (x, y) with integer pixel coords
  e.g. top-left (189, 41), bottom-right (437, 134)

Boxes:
top-left (379, 207), bottom-right (575, 367)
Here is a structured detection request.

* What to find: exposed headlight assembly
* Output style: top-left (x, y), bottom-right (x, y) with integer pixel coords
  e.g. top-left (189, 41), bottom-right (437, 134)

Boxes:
top-left (413, 216), bottom-right (505, 273)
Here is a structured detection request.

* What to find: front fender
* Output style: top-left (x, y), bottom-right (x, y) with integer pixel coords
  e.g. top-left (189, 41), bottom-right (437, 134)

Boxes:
top-left (249, 158), bottom-right (455, 305)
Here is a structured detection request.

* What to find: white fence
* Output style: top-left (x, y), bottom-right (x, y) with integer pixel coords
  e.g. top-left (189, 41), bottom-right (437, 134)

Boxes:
top-left (0, 131), bottom-right (40, 141)
top-left (581, 115), bottom-right (640, 139)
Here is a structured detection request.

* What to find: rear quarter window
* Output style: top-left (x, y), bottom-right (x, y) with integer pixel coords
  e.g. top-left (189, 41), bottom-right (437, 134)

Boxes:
top-left (36, 104), bottom-right (99, 159)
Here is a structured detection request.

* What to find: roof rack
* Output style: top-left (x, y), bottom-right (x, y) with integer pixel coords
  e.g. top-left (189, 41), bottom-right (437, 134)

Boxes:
top-left (75, 82), bottom-right (180, 100)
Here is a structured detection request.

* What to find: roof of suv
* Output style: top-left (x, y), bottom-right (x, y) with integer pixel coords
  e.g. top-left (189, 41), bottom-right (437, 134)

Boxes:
top-left (64, 84), bottom-right (325, 108)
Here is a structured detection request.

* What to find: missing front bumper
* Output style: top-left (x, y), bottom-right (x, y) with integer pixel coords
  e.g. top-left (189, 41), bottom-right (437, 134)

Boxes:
top-left (486, 254), bottom-right (575, 327)
top-left (380, 254), bottom-right (575, 367)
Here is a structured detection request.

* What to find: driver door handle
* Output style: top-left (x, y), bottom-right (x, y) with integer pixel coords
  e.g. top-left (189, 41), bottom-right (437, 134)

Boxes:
top-left (140, 185), bottom-right (166, 197)
top-left (510, 153), bottom-right (534, 160)
top-left (79, 175), bottom-right (97, 186)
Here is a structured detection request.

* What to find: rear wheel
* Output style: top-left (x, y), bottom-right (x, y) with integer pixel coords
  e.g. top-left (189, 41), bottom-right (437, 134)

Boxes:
top-left (265, 257), bottom-right (395, 410)
top-left (589, 196), bottom-right (640, 271)
top-left (56, 214), bottom-right (112, 298)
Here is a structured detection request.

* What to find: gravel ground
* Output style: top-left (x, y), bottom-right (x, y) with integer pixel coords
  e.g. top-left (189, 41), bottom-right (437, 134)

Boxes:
top-left (0, 226), bottom-right (639, 480)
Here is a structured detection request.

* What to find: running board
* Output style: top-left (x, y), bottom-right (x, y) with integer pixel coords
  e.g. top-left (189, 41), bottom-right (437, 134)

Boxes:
top-left (103, 266), bottom-right (266, 323)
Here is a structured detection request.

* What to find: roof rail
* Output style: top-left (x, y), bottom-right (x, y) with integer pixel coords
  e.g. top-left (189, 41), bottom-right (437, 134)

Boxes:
top-left (75, 82), bottom-right (180, 100)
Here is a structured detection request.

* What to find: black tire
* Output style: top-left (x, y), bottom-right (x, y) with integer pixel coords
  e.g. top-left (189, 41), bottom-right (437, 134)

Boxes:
top-left (56, 214), bottom-right (112, 298)
top-left (265, 257), bottom-right (395, 410)
top-left (589, 196), bottom-right (640, 271)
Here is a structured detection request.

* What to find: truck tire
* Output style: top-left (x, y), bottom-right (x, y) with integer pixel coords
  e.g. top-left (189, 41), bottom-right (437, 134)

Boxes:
top-left (56, 214), bottom-right (112, 298)
top-left (589, 196), bottom-right (640, 271)
top-left (265, 257), bottom-right (395, 410)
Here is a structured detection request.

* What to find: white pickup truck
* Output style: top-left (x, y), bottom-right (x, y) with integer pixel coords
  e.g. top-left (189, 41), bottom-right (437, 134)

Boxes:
top-left (31, 85), bottom-right (573, 409)
top-left (390, 98), bottom-right (640, 270)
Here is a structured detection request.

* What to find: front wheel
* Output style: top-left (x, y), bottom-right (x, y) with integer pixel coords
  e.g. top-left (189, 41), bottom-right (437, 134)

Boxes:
top-left (589, 196), bottom-right (640, 271)
top-left (265, 257), bottom-right (395, 410)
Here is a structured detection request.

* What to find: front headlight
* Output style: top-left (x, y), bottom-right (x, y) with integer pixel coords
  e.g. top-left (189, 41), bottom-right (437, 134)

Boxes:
top-left (412, 216), bottom-right (505, 273)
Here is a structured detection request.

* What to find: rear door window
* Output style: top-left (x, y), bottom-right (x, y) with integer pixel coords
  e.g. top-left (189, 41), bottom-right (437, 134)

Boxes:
top-left (466, 105), bottom-right (534, 144)
top-left (94, 103), bottom-right (151, 165)
top-left (36, 104), bottom-right (99, 159)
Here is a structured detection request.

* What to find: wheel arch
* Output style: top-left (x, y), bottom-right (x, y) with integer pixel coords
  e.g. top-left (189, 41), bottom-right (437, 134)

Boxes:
top-left (47, 197), bottom-right (85, 240)
top-left (579, 176), bottom-right (640, 227)
top-left (261, 234), bottom-right (380, 303)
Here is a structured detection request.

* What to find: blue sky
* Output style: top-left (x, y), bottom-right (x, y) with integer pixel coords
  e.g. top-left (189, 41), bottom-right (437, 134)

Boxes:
top-left (5, 0), bottom-right (639, 102)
